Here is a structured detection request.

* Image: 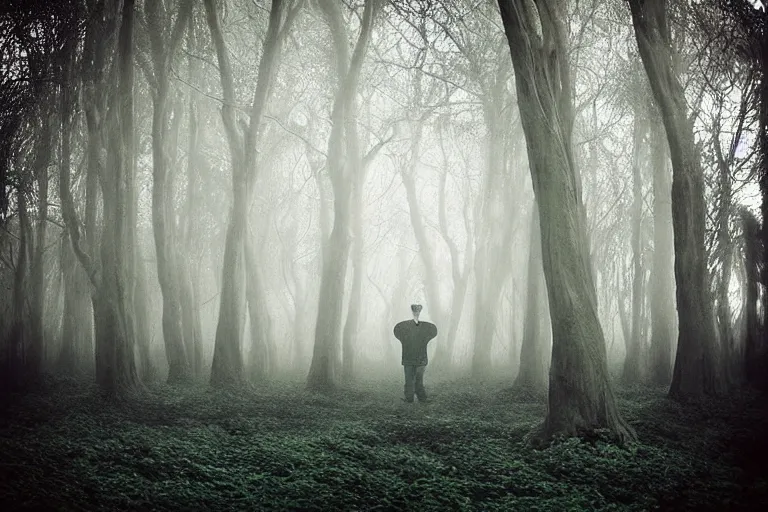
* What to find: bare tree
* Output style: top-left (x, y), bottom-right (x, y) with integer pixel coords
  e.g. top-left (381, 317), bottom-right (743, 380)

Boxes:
top-left (306, 0), bottom-right (379, 391)
top-left (629, 0), bottom-right (723, 399)
top-left (498, 0), bottom-right (634, 442)
top-left (144, 0), bottom-right (194, 384)
top-left (203, 0), bottom-right (297, 387)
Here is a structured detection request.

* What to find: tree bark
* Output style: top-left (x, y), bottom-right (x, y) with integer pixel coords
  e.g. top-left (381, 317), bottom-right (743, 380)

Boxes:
top-left (648, 107), bottom-right (675, 386)
top-left (146, 0), bottom-right (193, 384)
top-left (307, 0), bottom-right (378, 391)
top-left (5, 176), bottom-right (31, 385)
top-left (134, 254), bottom-right (157, 381)
top-left (94, 0), bottom-right (140, 396)
top-left (741, 209), bottom-right (761, 387)
top-left (470, 63), bottom-right (516, 379)
top-left (341, 180), bottom-right (364, 382)
top-left (629, 0), bottom-right (723, 399)
top-left (434, 160), bottom-right (472, 371)
top-left (623, 98), bottom-right (647, 385)
top-left (58, 234), bottom-right (94, 374)
top-left (514, 205), bottom-right (547, 393)
top-left (498, 0), bottom-right (634, 442)
top-left (27, 114), bottom-right (53, 379)
top-left (203, 0), bottom-right (289, 387)
top-left (182, 13), bottom-right (204, 378)
top-left (713, 116), bottom-right (735, 387)
top-left (246, 236), bottom-right (273, 380)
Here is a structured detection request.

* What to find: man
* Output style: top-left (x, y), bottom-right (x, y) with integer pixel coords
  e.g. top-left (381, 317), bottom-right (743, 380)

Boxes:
top-left (393, 304), bottom-right (437, 403)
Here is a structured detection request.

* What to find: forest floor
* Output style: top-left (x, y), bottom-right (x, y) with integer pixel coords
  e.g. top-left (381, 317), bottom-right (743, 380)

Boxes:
top-left (0, 375), bottom-right (766, 511)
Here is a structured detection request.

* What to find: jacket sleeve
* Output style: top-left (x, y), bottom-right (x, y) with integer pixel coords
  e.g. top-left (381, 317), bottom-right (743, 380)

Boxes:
top-left (430, 323), bottom-right (438, 339)
top-left (393, 323), bottom-right (402, 341)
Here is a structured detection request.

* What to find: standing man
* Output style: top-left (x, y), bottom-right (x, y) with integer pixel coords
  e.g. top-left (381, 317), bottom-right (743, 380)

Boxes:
top-left (394, 304), bottom-right (437, 403)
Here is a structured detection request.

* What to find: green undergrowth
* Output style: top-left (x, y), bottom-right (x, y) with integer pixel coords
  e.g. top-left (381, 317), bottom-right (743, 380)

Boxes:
top-left (0, 377), bottom-right (766, 511)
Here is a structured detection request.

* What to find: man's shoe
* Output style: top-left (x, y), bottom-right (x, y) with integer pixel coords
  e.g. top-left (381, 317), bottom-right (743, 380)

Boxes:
top-left (401, 398), bottom-right (414, 403)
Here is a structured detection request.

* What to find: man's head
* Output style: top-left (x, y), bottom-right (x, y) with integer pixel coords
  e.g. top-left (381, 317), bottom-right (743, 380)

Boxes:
top-left (411, 304), bottom-right (422, 323)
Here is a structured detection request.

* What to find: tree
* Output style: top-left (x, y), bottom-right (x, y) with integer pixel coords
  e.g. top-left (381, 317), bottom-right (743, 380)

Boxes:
top-left (628, 0), bottom-right (723, 399)
top-left (73, 0), bottom-right (143, 395)
top-left (306, 0), bottom-right (379, 391)
top-left (740, 208), bottom-right (762, 387)
top-left (203, 0), bottom-right (297, 387)
top-left (58, 31), bottom-right (94, 375)
top-left (144, 0), bottom-right (194, 384)
top-left (647, 105), bottom-right (675, 386)
top-left (623, 70), bottom-right (649, 385)
top-left (513, 204), bottom-right (548, 393)
top-left (497, 0), bottom-right (634, 442)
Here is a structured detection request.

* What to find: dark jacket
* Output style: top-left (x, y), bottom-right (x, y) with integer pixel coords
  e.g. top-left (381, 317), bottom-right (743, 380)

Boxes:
top-left (394, 320), bottom-right (438, 366)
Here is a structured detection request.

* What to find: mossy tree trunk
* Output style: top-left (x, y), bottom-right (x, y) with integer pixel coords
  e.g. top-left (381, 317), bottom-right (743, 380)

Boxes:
top-left (498, 0), bottom-right (635, 442)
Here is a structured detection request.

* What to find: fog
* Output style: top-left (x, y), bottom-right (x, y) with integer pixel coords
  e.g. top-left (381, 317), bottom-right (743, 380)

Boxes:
top-left (1, 0), bottom-right (764, 411)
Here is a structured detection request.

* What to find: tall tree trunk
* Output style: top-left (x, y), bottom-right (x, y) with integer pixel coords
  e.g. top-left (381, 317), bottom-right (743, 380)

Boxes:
top-left (498, 0), bottom-right (634, 442)
top-left (341, 179), bottom-right (364, 382)
top-left (291, 275), bottom-right (308, 372)
top-left (623, 99), bottom-right (647, 384)
top-left (246, 236), bottom-right (273, 380)
top-left (741, 209), bottom-right (761, 387)
top-left (183, 14), bottom-right (204, 378)
top-left (58, 4), bottom-right (99, 379)
top-left (94, 0), bottom-right (140, 395)
top-left (28, 116), bottom-right (53, 379)
top-left (152, 99), bottom-right (190, 383)
top-left (307, 0), bottom-right (377, 391)
top-left (134, 254), bottom-right (156, 381)
top-left (471, 68), bottom-right (515, 379)
top-left (6, 178), bottom-right (31, 385)
top-left (714, 123), bottom-right (734, 387)
top-left (203, 0), bottom-right (290, 387)
top-left (58, 234), bottom-right (94, 374)
top-left (307, 208), bottom-right (350, 390)
top-left (648, 108), bottom-right (675, 386)
top-left (629, 0), bottom-right (723, 399)
top-left (514, 205), bottom-right (547, 393)
top-left (434, 130), bottom-right (473, 369)
top-left (147, 0), bottom-right (193, 384)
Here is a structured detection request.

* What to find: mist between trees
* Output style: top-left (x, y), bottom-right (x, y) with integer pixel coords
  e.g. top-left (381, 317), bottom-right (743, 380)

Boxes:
top-left (1, 0), bottom-right (766, 443)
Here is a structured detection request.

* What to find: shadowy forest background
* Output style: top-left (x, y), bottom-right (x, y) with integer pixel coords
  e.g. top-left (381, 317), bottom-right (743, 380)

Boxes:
top-left (1, 0), bottom-right (767, 447)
